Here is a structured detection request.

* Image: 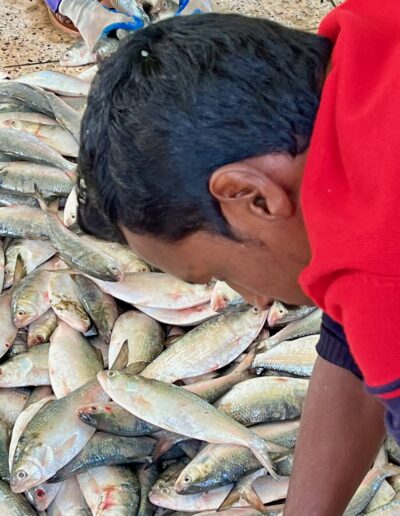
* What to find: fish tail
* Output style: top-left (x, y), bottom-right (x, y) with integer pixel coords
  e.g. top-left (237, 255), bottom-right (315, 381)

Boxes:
top-left (249, 437), bottom-right (279, 480)
top-left (34, 185), bottom-right (59, 214)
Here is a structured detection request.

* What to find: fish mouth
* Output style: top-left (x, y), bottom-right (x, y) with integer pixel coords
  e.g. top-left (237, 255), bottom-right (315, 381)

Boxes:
top-left (77, 411), bottom-right (95, 425)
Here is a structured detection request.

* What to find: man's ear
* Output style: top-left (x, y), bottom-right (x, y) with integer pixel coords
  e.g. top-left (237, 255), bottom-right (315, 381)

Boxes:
top-left (209, 163), bottom-right (293, 222)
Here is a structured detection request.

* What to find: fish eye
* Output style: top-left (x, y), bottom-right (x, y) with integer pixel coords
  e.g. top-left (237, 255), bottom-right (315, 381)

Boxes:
top-left (90, 406), bottom-right (97, 412)
top-left (183, 475), bottom-right (192, 483)
top-left (35, 488), bottom-right (46, 499)
top-left (107, 370), bottom-right (117, 378)
top-left (279, 308), bottom-right (284, 314)
top-left (17, 310), bottom-right (26, 316)
top-left (110, 266), bottom-right (118, 272)
top-left (16, 470), bottom-right (27, 480)
top-left (161, 487), bottom-right (169, 495)
top-left (222, 296), bottom-right (229, 303)
top-left (71, 214), bottom-right (76, 219)
top-left (252, 306), bottom-right (260, 314)
top-left (36, 336), bottom-right (44, 344)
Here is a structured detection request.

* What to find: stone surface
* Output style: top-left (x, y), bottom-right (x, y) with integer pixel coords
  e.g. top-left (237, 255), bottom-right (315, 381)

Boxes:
top-left (0, 0), bottom-right (341, 77)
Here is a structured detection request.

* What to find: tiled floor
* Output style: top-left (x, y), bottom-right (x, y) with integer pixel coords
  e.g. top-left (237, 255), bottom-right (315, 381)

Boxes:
top-left (0, 0), bottom-right (339, 77)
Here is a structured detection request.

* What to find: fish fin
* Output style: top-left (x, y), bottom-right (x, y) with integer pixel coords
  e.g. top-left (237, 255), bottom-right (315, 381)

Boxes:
top-left (382, 464), bottom-right (400, 477)
top-left (13, 254), bottom-right (26, 283)
top-left (123, 361), bottom-right (149, 375)
top-left (152, 434), bottom-right (186, 461)
top-left (227, 346), bottom-right (257, 375)
top-left (249, 438), bottom-right (279, 480)
top-left (221, 469), bottom-right (267, 513)
top-left (33, 184), bottom-right (47, 212)
top-left (217, 482), bottom-right (240, 512)
top-left (34, 184), bottom-right (59, 214)
top-left (110, 340), bottom-right (129, 370)
top-left (374, 446), bottom-right (388, 468)
top-left (178, 441), bottom-right (199, 459)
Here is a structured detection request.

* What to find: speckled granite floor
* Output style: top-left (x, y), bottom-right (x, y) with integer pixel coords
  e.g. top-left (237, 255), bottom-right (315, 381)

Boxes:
top-left (0, 0), bottom-right (340, 77)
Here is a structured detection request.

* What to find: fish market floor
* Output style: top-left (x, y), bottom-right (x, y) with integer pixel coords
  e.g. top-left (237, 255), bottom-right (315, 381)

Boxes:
top-left (0, 0), bottom-right (340, 77)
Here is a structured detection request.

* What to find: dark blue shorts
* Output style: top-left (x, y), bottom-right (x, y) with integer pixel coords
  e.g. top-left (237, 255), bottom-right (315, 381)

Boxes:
top-left (316, 313), bottom-right (363, 380)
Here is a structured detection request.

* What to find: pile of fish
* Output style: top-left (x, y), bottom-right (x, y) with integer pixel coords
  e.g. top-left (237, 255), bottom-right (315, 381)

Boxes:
top-left (0, 71), bottom-right (399, 516)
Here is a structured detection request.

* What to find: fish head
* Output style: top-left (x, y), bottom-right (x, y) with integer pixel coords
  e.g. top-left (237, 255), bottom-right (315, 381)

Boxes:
top-left (267, 301), bottom-right (288, 326)
top-left (25, 482), bottom-right (61, 511)
top-left (174, 456), bottom-right (214, 494)
top-left (76, 403), bottom-right (105, 426)
top-left (27, 331), bottom-right (45, 346)
top-left (97, 369), bottom-right (127, 391)
top-left (12, 301), bottom-right (38, 328)
top-left (11, 442), bottom-right (54, 493)
top-left (88, 253), bottom-right (124, 282)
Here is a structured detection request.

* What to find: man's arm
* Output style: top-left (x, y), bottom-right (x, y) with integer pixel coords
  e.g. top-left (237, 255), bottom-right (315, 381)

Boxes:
top-left (284, 356), bottom-right (386, 516)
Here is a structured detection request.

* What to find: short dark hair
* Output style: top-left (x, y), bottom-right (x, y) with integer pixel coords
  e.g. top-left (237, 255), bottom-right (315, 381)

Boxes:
top-left (78, 13), bottom-right (331, 242)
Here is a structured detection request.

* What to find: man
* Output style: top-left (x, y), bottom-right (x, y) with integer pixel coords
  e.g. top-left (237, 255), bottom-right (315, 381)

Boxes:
top-left (77, 0), bottom-right (400, 513)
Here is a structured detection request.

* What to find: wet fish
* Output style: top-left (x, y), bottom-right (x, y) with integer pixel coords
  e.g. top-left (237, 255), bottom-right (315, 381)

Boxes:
top-left (74, 275), bottom-right (118, 344)
top-left (45, 92), bottom-right (82, 143)
top-left (138, 463), bottom-right (159, 516)
top-left (252, 335), bottom-right (319, 377)
top-left (258, 308), bottom-right (322, 350)
top-left (366, 496), bottom-right (400, 515)
top-left (211, 281), bottom-right (248, 312)
top-left (60, 39), bottom-right (95, 67)
top-left (0, 343), bottom-right (50, 387)
top-left (365, 480), bottom-right (396, 512)
top-left (109, 310), bottom-right (164, 370)
top-left (267, 301), bottom-right (316, 327)
top-left (0, 82), bottom-right (53, 117)
top-left (27, 310), bottom-right (57, 347)
top-left (386, 437), bottom-right (400, 466)
top-left (0, 388), bottom-right (30, 427)
top-left (78, 65), bottom-right (98, 82)
top-left (49, 322), bottom-right (103, 398)
top-left (93, 37), bottom-right (121, 62)
top-left (35, 191), bottom-right (123, 281)
top-left (344, 465), bottom-right (400, 515)
top-left (24, 385), bottom-right (54, 409)
top-left (50, 432), bottom-right (154, 481)
top-left (4, 238), bottom-right (55, 289)
top-left (136, 302), bottom-right (217, 326)
top-left (142, 308), bottom-right (267, 383)
top-left (0, 128), bottom-right (75, 171)
top-left (150, 474), bottom-right (289, 512)
top-left (215, 377), bottom-right (309, 425)
top-left (2, 119), bottom-right (79, 157)
top-left (10, 378), bottom-right (108, 492)
top-left (0, 161), bottom-right (73, 197)
top-left (175, 420), bottom-right (299, 493)
top-left (92, 272), bottom-right (211, 308)
top-left (77, 401), bottom-right (160, 436)
top-left (0, 286), bottom-right (18, 359)
top-left (148, 0), bottom-right (179, 21)
top-left (110, 0), bottom-right (150, 20)
top-left (16, 71), bottom-right (90, 97)
top-left (47, 476), bottom-right (91, 515)
top-left (0, 478), bottom-right (37, 515)
top-left (77, 465), bottom-right (140, 515)
top-left (0, 205), bottom-right (47, 238)
top-left (98, 371), bottom-right (279, 479)
top-left (48, 272), bottom-right (91, 332)
top-left (11, 268), bottom-right (52, 327)
top-left (0, 191), bottom-right (39, 208)
top-left (63, 185), bottom-right (78, 227)
top-left (0, 111), bottom-right (59, 126)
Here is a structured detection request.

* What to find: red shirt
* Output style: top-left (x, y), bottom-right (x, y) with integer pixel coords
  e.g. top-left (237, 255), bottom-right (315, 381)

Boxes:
top-left (300, 0), bottom-right (400, 418)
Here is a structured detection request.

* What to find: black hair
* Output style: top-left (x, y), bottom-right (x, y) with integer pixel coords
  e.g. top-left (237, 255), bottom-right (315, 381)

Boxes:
top-left (78, 13), bottom-right (331, 242)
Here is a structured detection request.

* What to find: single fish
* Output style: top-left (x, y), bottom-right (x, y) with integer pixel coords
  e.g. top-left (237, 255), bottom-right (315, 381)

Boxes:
top-left (149, 474), bottom-right (289, 512)
top-left (0, 161), bottom-right (73, 197)
top-left (93, 37), bottom-right (121, 62)
top-left (50, 432), bottom-right (154, 482)
top-left (0, 478), bottom-right (37, 515)
top-left (47, 476), bottom-right (91, 515)
top-left (110, 0), bottom-right (150, 20)
top-left (63, 185), bottom-right (78, 227)
top-left (88, 335), bottom-right (109, 369)
top-left (215, 376), bottom-right (309, 425)
top-left (0, 342), bottom-right (50, 387)
top-left (35, 191), bottom-right (123, 282)
top-left (49, 322), bottom-right (103, 398)
top-left (98, 371), bottom-right (279, 479)
top-left (11, 269), bottom-right (52, 327)
top-left (92, 272), bottom-right (211, 309)
top-left (138, 463), bottom-right (159, 516)
top-left (60, 39), bottom-right (95, 67)
top-left (4, 238), bottom-right (55, 289)
top-left (48, 272), bottom-right (91, 332)
top-left (45, 92), bottom-right (82, 143)
top-left (109, 310), bottom-right (164, 370)
top-left (74, 275), bottom-right (118, 344)
top-left (0, 191), bottom-right (39, 208)
top-left (136, 302), bottom-right (217, 326)
top-left (211, 281), bottom-right (248, 312)
top-left (77, 401), bottom-right (160, 436)
top-left (175, 420), bottom-right (299, 493)
top-left (148, 0), bottom-right (179, 21)
top-left (0, 205), bottom-right (47, 238)
top-left (2, 118), bottom-right (79, 157)
top-left (142, 307), bottom-right (267, 383)
top-left (0, 418), bottom-right (10, 482)
top-left (0, 388), bottom-right (30, 427)
top-left (258, 308), bottom-right (322, 350)
top-left (365, 496), bottom-right (400, 515)
top-left (6, 330), bottom-right (29, 358)
top-left (0, 82), bottom-right (53, 117)
top-left (10, 378), bottom-right (108, 492)
top-left (9, 396), bottom-right (55, 474)
top-left (0, 111), bottom-right (59, 126)
top-left (344, 465), bottom-right (400, 515)
top-left (0, 128), bottom-right (75, 171)
top-left (77, 465), bottom-right (140, 515)
top-left (16, 71), bottom-right (90, 97)
top-left (27, 310), bottom-right (57, 347)
top-left (24, 385), bottom-right (54, 409)
top-left (25, 481), bottom-right (62, 511)
top-left (252, 335), bottom-right (319, 377)
top-left (267, 301), bottom-right (316, 327)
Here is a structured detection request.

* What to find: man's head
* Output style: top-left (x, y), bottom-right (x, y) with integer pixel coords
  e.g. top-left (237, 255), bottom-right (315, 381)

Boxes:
top-left (78, 13), bottom-right (331, 306)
